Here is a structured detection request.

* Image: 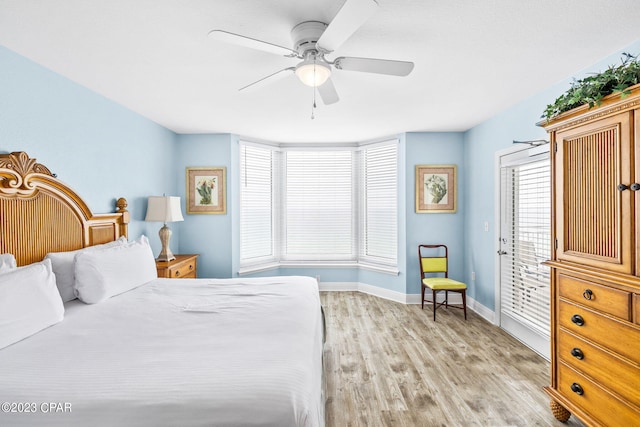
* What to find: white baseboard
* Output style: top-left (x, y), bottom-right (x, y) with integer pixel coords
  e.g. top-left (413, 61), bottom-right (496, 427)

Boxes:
top-left (318, 282), bottom-right (358, 292)
top-left (357, 282), bottom-right (412, 304)
top-left (319, 282), bottom-right (410, 303)
top-left (467, 296), bottom-right (495, 323)
top-left (319, 281), bottom-right (495, 321)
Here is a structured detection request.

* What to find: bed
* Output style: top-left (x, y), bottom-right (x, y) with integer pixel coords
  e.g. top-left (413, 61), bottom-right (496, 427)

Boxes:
top-left (0, 152), bottom-right (325, 427)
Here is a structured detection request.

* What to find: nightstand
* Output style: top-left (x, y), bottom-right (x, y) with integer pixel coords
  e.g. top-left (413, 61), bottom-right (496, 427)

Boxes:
top-left (156, 254), bottom-right (198, 279)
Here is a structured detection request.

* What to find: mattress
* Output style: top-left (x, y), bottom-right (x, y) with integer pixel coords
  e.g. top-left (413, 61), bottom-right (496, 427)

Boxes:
top-left (0, 276), bottom-right (325, 427)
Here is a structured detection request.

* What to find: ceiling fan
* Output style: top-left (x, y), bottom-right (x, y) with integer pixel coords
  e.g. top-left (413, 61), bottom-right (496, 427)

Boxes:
top-left (208, 0), bottom-right (414, 105)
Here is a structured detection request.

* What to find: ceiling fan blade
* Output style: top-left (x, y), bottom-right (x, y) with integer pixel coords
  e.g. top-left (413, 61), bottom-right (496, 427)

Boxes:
top-left (317, 78), bottom-right (340, 105)
top-left (316, 0), bottom-right (378, 53)
top-left (334, 56), bottom-right (414, 76)
top-left (239, 67), bottom-right (296, 92)
top-left (208, 30), bottom-right (297, 57)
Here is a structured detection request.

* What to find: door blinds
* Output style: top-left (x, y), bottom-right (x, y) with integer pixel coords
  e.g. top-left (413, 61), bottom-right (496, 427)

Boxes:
top-left (500, 158), bottom-right (551, 336)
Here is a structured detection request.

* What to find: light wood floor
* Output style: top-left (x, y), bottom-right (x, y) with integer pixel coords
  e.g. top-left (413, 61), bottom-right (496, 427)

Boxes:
top-left (321, 291), bottom-right (585, 427)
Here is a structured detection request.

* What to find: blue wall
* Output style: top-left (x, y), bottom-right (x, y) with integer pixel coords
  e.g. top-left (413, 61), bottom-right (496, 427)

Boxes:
top-left (180, 134), bottom-right (407, 293)
top-left (405, 132), bottom-right (465, 295)
top-left (462, 38), bottom-right (640, 311)
top-left (4, 35), bottom-right (640, 313)
top-left (0, 45), bottom-right (177, 254)
top-left (175, 133), bottom-right (234, 278)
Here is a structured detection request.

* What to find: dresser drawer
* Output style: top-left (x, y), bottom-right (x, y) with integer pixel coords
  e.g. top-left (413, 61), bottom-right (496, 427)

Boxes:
top-left (169, 260), bottom-right (196, 278)
top-left (156, 254), bottom-right (198, 279)
top-left (558, 300), bottom-right (640, 362)
top-left (558, 362), bottom-right (640, 427)
top-left (558, 328), bottom-right (640, 407)
top-left (558, 273), bottom-right (630, 319)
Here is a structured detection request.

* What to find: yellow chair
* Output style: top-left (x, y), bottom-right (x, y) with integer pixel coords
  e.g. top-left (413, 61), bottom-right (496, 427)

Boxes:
top-left (419, 244), bottom-right (467, 321)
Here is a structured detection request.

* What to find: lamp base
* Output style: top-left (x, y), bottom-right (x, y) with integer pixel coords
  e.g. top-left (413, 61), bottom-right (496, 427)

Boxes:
top-left (157, 223), bottom-right (176, 262)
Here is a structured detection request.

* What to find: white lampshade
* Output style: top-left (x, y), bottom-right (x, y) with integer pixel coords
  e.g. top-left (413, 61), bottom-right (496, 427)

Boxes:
top-left (295, 61), bottom-right (331, 87)
top-left (145, 196), bottom-right (184, 262)
top-left (145, 196), bottom-right (184, 223)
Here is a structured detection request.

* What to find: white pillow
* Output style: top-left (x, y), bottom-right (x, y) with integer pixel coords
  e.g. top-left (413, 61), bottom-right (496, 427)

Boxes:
top-left (44, 236), bottom-right (127, 302)
top-left (0, 253), bottom-right (17, 273)
top-left (74, 235), bottom-right (157, 304)
top-left (0, 258), bottom-right (64, 350)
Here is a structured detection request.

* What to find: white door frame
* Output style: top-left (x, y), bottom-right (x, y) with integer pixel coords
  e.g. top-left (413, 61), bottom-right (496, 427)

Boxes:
top-left (493, 143), bottom-right (550, 359)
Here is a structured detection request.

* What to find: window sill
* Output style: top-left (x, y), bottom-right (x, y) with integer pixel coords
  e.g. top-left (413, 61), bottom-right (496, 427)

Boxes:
top-left (238, 261), bottom-right (399, 276)
top-left (237, 262), bottom-right (280, 276)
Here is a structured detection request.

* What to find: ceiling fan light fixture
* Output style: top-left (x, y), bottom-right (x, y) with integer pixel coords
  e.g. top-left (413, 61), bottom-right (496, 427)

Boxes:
top-left (295, 61), bottom-right (331, 87)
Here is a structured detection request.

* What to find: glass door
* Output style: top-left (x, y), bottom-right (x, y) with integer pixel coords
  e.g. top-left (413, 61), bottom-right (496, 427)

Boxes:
top-left (498, 145), bottom-right (551, 359)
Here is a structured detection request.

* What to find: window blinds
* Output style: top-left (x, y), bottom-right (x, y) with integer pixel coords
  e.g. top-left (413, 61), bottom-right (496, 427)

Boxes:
top-left (240, 144), bottom-right (275, 264)
top-left (500, 159), bottom-right (551, 336)
top-left (283, 149), bottom-right (355, 260)
top-left (239, 140), bottom-right (398, 270)
top-left (360, 142), bottom-right (397, 265)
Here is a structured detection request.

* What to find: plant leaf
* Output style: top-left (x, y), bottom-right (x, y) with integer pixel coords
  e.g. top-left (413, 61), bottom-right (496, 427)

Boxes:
top-left (543, 52), bottom-right (640, 120)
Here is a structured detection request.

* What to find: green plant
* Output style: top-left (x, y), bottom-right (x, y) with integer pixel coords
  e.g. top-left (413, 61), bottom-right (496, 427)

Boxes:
top-left (196, 177), bottom-right (216, 205)
top-left (425, 174), bottom-right (447, 204)
top-left (542, 52), bottom-right (640, 121)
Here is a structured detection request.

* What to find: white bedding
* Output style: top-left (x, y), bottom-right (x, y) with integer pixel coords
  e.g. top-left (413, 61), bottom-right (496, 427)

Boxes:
top-left (0, 276), bottom-right (325, 427)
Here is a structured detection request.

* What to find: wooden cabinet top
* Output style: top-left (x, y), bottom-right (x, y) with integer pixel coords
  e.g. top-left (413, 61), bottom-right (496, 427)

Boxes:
top-left (539, 83), bottom-right (640, 132)
top-left (155, 254), bottom-right (199, 266)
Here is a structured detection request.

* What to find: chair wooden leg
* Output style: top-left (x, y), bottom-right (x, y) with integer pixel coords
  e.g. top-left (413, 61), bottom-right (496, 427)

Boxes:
top-left (462, 289), bottom-right (467, 320)
top-left (432, 289), bottom-right (437, 321)
top-left (444, 290), bottom-right (449, 308)
top-left (421, 285), bottom-right (425, 309)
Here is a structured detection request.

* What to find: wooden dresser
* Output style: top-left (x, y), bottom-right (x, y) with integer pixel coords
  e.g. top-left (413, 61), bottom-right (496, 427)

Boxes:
top-left (156, 254), bottom-right (198, 279)
top-left (541, 84), bottom-right (640, 425)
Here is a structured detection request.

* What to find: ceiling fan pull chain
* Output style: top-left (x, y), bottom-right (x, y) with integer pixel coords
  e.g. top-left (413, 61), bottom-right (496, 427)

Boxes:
top-left (311, 83), bottom-right (317, 120)
top-left (312, 61), bottom-right (317, 119)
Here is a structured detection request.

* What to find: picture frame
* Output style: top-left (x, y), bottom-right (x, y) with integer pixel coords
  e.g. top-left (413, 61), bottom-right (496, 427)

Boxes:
top-left (186, 167), bottom-right (226, 214)
top-left (416, 164), bottom-right (457, 213)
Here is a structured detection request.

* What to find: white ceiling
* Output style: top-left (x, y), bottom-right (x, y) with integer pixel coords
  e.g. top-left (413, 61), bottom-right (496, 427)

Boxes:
top-left (1, 0), bottom-right (639, 143)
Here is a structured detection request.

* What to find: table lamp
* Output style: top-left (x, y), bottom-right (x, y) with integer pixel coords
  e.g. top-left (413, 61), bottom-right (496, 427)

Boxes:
top-left (145, 196), bottom-right (184, 261)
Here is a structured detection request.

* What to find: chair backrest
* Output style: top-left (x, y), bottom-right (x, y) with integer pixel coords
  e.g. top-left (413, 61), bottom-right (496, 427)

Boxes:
top-left (419, 244), bottom-right (449, 278)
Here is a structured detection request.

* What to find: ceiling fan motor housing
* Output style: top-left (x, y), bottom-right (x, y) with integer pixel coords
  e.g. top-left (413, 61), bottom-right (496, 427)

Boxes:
top-left (291, 21), bottom-right (327, 56)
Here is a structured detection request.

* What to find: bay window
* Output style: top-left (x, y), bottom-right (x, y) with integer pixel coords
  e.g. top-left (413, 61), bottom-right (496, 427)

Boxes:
top-left (239, 139), bottom-right (397, 273)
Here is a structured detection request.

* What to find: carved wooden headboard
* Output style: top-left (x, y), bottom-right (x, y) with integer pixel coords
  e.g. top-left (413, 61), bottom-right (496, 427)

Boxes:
top-left (0, 152), bottom-right (129, 266)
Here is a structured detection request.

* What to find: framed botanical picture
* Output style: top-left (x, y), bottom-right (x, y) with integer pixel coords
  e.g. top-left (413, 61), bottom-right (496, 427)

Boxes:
top-left (416, 164), bottom-right (457, 213)
top-left (186, 167), bottom-right (226, 214)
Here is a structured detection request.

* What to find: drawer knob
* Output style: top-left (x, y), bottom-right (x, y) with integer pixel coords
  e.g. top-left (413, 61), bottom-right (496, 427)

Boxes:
top-left (175, 271), bottom-right (180, 277)
top-left (582, 289), bottom-right (593, 300)
top-left (570, 382), bottom-right (584, 395)
top-left (571, 314), bottom-right (585, 326)
top-left (570, 348), bottom-right (584, 360)
top-left (189, 264), bottom-right (193, 270)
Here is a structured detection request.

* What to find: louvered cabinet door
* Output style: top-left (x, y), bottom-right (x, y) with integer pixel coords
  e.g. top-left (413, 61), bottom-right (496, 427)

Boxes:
top-left (635, 109), bottom-right (640, 276)
top-left (554, 112), bottom-right (633, 274)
